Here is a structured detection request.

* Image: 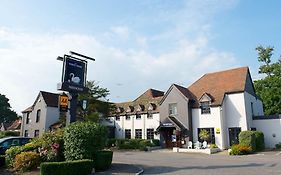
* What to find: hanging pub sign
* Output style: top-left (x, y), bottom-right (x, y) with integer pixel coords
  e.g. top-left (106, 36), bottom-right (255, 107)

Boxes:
top-left (59, 95), bottom-right (69, 112)
top-left (57, 55), bottom-right (88, 93)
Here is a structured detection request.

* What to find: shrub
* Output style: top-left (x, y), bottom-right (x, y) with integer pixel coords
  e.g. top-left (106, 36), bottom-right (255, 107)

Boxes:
top-left (12, 151), bottom-right (40, 172)
top-left (0, 155), bottom-right (5, 167)
top-left (275, 142), bottom-right (281, 149)
top-left (0, 131), bottom-right (20, 138)
top-left (210, 144), bottom-right (218, 149)
top-left (239, 131), bottom-right (256, 151)
top-left (253, 131), bottom-right (265, 151)
top-left (230, 144), bottom-right (252, 155)
top-left (64, 122), bottom-right (108, 161)
top-left (151, 139), bottom-right (160, 146)
top-left (40, 159), bottom-right (93, 175)
top-left (106, 138), bottom-right (117, 148)
top-left (93, 150), bottom-right (113, 171)
top-left (5, 146), bottom-right (23, 167)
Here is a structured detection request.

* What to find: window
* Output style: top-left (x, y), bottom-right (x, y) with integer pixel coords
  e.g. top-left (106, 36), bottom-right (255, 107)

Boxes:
top-left (135, 129), bottom-right (142, 139)
top-left (125, 115), bottom-right (130, 120)
top-left (125, 129), bottom-right (131, 139)
top-left (36, 109), bottom-right (41, 123)
top-left (169, 103), bottom-right (177, 116)
top-left (200, 102), bottom-right (210, 114)
top-left (136, 114), bottom-right (141, 120)
top-left (250, 128), bottom-right (256, 131)
top-left (26, 113), bottom-right (30, 124)
top-left (115, 115), bottom-right (120, 121)
top-left (146, 128), bottom-right (154, 139)
top-left (24, 130), bottom-right (29, 137)
top-left (12, 139), bottom-right (20, 146)
top-left (197, 128), bottom-right (215, 144)
top-left (147, 112), bottom-right (153, 119)
top-left (34, 130), bottom-right (40, 137)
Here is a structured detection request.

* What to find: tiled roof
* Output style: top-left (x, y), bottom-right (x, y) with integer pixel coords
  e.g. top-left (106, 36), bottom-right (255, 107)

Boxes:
top-left (114, 88), bottom-right (164, 115)
top-left (188, 67), bottom-right (249, 107)
top-left (40, 91), bottom-right (59, 107)
top-left (7, 119), bottom-right (21, 131)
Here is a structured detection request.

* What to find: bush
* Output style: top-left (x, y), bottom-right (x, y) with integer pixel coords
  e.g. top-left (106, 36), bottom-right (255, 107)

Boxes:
top-left (64, 122), bottom-right (108, 161)
top-left (0, 155), bottom-right (5, 167)
top-left (106, 138), bottom-right (117, 148)
top-left (12, 151), bottom-right (40, 172)
top-left (5, 146), bottom-right (23, 167)
top-left (253, 131), bottom-right (265, 151)
top-left (151, 139), bottom-right (160, 146)
top-left (275, 142), bottom-right (281, 149)
top-left (40, 159), bottom-right (93, 175)
top-left (239, 131), bottom-right (256, 151)
top-left (93, 150), bottom-right (113, 171)
top-left (210, 144), bottom-right (218, 149)
top-left (0, 131), bottom-right (20, 138)
top-left (230, 144), bottom-right (252, 155)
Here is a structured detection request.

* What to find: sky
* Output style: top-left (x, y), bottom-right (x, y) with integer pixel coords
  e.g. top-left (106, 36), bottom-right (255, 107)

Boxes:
top-left (0, 0), bottom-right (281, 114)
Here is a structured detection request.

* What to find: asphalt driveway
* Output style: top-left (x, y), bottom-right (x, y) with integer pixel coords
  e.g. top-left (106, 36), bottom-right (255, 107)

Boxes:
top-left (111, 150), bottom-right (281, 175)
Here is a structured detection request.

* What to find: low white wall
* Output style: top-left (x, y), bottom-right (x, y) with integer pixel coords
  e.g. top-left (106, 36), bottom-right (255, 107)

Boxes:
top-left (253, 119), bottom-right (281, 148)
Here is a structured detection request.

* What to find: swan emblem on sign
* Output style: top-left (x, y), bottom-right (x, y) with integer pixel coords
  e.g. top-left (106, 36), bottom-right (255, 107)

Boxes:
top-left (68, 73), bottom-right (80, 84)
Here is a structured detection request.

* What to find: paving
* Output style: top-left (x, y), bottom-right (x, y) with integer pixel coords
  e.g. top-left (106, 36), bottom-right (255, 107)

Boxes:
top-left (107, 150), bottom-right (281, 175)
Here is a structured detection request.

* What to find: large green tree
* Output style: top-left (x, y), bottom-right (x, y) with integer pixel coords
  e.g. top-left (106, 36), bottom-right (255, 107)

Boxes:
top-left (77, 81), bottom-right (115, 122)
top-left (254, 45), bottom-right (281, 115)
top-left (0, 93), bottom-right (18, 123)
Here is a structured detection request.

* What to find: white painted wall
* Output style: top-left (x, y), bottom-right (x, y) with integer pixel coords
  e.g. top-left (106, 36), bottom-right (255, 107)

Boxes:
top-left (112, 113), bottom-right (160, 140)
top-left (253, 119), bottom-right (281, 148)
top-left (192, 107), bottom-right (223, 149)
top-left (44, 107), bottom-right (60, 131)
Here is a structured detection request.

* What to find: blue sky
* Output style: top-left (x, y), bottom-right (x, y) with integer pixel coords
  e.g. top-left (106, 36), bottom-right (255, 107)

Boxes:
top-left (0, 0), bottom-right (281, 114)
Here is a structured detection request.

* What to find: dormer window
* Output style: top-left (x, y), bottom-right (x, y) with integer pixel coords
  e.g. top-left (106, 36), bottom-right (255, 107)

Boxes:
top-left (200, 101), bottom-right (210, 114)
top-left (126, 106), bottom-right (134, 113)
top-left (199, 93), bottom-right (212, 114)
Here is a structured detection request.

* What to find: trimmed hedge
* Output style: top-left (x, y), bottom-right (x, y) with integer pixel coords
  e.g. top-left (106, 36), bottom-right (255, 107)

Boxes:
top-left (239, 131), bottom-right (256, 152)
top-left (93, 150), bottom-right (113, 171)
top-left (40, 159), bottom-right (94, 175)
top-left (64, 122), bottom-right (108, 161)
top-left (0, 155), bottom-right (5, 167)
top-left (253, 131), bottom-right (265, 151)
top-left (229, 144), bottom-right (252, 155)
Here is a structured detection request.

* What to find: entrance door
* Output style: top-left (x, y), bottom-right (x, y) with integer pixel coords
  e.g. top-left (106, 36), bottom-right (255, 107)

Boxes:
top-left (228, 127), bottom-right (241, 146)
top-left (162, 128), bottom-right (174, 148)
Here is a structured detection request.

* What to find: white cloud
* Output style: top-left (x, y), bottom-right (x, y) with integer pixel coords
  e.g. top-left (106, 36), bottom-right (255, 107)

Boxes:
top-left (0, 0), bottom-right (241, 114)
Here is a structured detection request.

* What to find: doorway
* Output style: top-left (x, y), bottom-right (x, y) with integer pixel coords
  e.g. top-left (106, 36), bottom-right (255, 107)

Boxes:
top-left (228, 127), bottom-right (241, 146)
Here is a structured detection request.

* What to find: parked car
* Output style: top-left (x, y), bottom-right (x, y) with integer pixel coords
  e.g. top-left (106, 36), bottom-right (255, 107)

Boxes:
top-left (0, 137), bottom-right (31, 154)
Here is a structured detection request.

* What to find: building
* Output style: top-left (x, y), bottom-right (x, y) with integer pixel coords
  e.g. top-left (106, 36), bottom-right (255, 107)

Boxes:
top-left (158, 67), bottom-right (264, 149)
top-left (21, 91), bottom-right (60, 138)
top-left (109, 89), bottom-right (164, 140)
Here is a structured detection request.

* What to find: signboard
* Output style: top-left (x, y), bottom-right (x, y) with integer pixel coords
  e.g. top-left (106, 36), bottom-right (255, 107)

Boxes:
top-left (216, 128), bottom-right (220, 134)
top-left (63, 56), bottom-right (86, 87)
top-left (59, 95), bottom-right (69, 112)
top-left (172, 135), bottom-right (177, 142)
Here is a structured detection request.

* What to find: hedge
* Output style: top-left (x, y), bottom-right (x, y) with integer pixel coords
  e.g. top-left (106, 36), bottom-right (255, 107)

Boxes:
top-left (0, 155), bottom-right (5, 167)
top-left (239, 131), bottom-right (256, 152)
top-left (253, 131), bottom-right (265, 151)
top-left (93, 150), bottom-right (113, 171)
top-left (40, 159), bottom-right (94, 175)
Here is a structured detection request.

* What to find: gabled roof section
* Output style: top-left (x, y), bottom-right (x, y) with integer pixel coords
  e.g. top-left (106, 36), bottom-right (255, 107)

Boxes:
top-left (40, 91), bottom-right (59, 107)
top-left (7, 119), bottom-right (21, 131)
top-left (134, 88), bottom-right (164, 102)
top-left (160, 84), bottom-right (194, 105)
top-left (188, 67), bottom-right (250, 107)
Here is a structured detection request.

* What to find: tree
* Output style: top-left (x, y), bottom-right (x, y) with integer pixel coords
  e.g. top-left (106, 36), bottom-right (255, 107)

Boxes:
top-left (199, 129), bottom-right (209, 142)
top-left (254, 45), bottom-right (281, 115)
top-left (77, 81), bottom-right (115, 122)
top-left (0, 93), bottom-right (18, 123)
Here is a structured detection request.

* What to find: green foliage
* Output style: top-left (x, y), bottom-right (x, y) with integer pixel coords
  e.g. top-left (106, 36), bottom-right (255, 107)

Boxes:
top-left (115, 139), bottom-right (154, 150)
top-left (275, 142), bottom-right (281, 149)
top-left (151, 139), bottom-right (160, 146)
top-left (93, 150), bottom-right (113, 171)
top-left (230, 144), bottom-right (252, 155)
top-left (77, 80), bottom-right (115, 122)
top-left (199, 129), bottom-right (209, 141)
top-left (40, 159), bottom-right (94, 175)
top-left (12, 151), bottom-right (40, 172)
top-left (106, 138), bottom-right (117, 148)
top-left (0, 155), bottom-right (5, 167)
top-left (210, 144), bottom-right (218, 149)
top-left (239, 131), bottom-right (256, 152)
top-left (254, 45), bottom-right (281, 115)
top-left (0, 131), bottom-right (20, 138)
top-left (63, 122), bottom-right (108, 161)
top-left (0, 93), bottom-right (18, 123)
top-left (253, 131), bottom-right (265, 151)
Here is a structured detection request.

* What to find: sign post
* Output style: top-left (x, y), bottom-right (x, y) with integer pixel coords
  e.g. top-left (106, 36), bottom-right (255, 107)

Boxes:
top-left (57, 51), bottom-right (95, 124)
